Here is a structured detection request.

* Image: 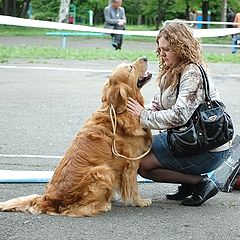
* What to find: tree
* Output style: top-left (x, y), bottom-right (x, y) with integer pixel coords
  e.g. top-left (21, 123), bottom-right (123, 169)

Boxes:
top-left (72, 0), bottom-right (107, 24)
top-left (58, 0), bottom-right (71, 23)
top-left (1, 0), bottom-right (16, 16)
top-left (2, 0), bottom-right (240, 27)
top-left (202, 0), bottom-right (209, 29)
top-left (143, 0), bottom-right (184, 28)
top-left (31, 0), bottom-right (59, 20)
top-left (1, 0), bottom-right (31, 17)
top-left (19, 0), bottom-right (31, 17)
top-left (221, 0), bottom-right (228, 27)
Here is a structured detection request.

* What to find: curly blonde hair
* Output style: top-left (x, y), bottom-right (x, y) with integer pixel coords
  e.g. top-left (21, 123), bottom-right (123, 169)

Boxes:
top-left (156, 20), bottom-right (203, 90)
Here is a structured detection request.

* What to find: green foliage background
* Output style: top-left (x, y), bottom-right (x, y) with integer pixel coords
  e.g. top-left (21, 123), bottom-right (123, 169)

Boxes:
top-left (31, 0), bottom-right (59, 21)
top-left (27, 0), bottom-right (240, 25)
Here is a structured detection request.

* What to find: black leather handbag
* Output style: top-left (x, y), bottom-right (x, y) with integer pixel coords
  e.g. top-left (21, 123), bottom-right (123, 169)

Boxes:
top-left (167, 64), bottom-right (234, 156)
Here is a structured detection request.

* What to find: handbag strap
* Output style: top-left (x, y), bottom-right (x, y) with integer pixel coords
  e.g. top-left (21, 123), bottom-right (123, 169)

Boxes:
top-left (176, 64), bottom-right (211, 102)
top-left (196, 64), bottom-right (211, 102)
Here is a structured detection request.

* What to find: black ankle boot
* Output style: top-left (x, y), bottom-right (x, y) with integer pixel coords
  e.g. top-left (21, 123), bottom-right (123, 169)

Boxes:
top-left (166, 184), bottom-right (193, 200)
top-left (182, 176), bottom-right (218, 206)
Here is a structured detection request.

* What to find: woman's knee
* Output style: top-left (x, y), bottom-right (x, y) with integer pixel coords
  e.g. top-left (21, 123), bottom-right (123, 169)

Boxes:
top-left (138, 163), bottom-right (147, 178)
top-left (138, 151), bottom-right (161, 178)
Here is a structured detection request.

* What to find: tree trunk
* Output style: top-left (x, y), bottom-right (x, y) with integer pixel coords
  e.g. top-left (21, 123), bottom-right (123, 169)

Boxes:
top-left (155, 0), bottom-right (161, 30)
top-left (221, 0), bottom-right (228, 28)
top-left (20, 0), bottom-right (31, 18)
top-left (202, 0), bottom-right (209, 29)
top-left (2, 0), bottom-right (16, 16)
top-left (58, 0), bottom-right (71, 23)
top-left (185, 0), bottom-right (190, 20)
top-left (137, 15), bottom-right (142, 25)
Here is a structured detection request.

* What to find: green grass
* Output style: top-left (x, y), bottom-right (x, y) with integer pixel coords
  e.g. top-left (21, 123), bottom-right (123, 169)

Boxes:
top-left (0, 25), bottom-right (156, 35)
top-left (0, 26), bottom-right (50, 36)
top-left (0, 45), bottom-right (157, 62)
top-left (0, 24), bottom-right (238, 63)
top-left (200, 36), bottom-right (232, 44)
top-left (203, 52), bottom-right (240, 63)
top-left (0, 45), bottom-right (239, 63)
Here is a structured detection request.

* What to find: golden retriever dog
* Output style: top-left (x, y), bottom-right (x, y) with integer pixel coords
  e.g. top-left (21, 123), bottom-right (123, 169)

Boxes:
top-left (0, 57), bottom-right (152, 217)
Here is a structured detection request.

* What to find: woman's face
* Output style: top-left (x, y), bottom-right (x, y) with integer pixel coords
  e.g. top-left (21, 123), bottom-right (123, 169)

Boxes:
top-left (157, 37), bottom-right (178, 67)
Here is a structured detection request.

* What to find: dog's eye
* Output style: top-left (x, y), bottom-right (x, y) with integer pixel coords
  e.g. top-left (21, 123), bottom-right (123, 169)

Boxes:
top-left (129, 65), bottom-right (134, 72)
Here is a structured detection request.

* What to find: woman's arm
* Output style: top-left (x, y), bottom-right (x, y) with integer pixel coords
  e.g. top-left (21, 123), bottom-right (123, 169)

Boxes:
top-left (140, 66), bottom-right (205, 130)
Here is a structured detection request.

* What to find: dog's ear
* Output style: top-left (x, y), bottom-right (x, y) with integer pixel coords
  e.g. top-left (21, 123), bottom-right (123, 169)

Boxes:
top-left (105, 83), bottom-right (131, 114)
top-left (101, 80), bottom-right (110, 103)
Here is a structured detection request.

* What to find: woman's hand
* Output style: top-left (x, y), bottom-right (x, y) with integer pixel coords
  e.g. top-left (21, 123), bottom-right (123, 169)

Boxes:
top-left (127, 97), bottom-right (144, 117)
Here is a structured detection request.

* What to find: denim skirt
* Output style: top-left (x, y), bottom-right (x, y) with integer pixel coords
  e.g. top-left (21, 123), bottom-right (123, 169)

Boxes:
top-left (152, 132), bottom-right (231, 175)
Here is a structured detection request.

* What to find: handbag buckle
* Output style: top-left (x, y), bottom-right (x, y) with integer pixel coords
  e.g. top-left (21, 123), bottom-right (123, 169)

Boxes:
top-left (178, 126), bottom-right (188, 131)
top-left (209, 115), bottom-right (218, 122)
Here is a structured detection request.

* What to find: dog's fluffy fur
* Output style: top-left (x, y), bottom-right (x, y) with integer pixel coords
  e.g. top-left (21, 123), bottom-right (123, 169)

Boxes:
top-left (0, 58), bottom-right (152, 217)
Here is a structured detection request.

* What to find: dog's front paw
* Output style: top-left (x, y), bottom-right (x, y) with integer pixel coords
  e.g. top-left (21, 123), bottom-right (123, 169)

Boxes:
top-left (133, 198), bottom-right (152, 207)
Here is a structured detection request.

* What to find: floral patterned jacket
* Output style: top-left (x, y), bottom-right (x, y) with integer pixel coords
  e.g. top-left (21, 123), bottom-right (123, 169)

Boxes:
top-left (140, 64), bottom-right (220, 130)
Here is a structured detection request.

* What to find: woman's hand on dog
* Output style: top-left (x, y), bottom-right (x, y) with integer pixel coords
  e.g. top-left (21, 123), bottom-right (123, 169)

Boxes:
top-left (127, 97), bottom-right (144, 117)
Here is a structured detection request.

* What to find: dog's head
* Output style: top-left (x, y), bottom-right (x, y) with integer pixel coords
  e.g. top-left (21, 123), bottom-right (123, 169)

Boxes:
top-left (102, 57), bottom-right (152, 113)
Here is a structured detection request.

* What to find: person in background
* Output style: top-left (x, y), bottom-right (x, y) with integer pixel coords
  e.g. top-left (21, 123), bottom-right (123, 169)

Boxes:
top-left (189, 9), bottom-right (197, 28)
top-left (127, 21), bottom-right (232, 207)
top-left (104, 0), bottom-right (126, 50)
top-left (232, 12), bottom-right (240, 54)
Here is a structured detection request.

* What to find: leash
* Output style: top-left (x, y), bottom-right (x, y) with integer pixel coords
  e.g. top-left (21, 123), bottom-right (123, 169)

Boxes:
top-left (109, 104), bottom-right (151, 161)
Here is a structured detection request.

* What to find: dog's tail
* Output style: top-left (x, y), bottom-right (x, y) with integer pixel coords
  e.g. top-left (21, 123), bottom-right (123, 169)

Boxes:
top-left (0, 165), bottom-right (116, 217)
top-left (0, 194), bottom-right (45, 214)
top-left (0, 165), bottom-right (115, 216)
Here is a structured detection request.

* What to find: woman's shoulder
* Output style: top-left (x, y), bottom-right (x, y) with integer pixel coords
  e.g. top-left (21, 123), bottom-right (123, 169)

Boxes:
top-left (181, 63), bottom-right (202, 79)
top-left (183, 63), bottom-right (201, 72)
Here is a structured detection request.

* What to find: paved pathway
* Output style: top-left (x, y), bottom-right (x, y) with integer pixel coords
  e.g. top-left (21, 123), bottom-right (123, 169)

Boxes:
top-left (0, 59), bottom-right (240, 240)
top-left (0, 35), bottom-right (234, 54)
